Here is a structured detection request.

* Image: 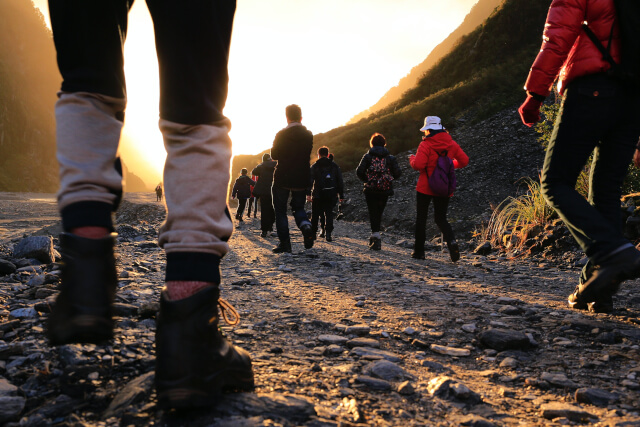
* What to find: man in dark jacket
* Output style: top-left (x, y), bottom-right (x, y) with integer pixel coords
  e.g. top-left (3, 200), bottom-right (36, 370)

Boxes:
top-left (519, 0), bottom-right (640, 313)
top-left (231, 168), bottom-right (256, 222)
top-left (307, 146), bottom-right (344, 242)
top-left (270, 104), bottom-right (314, 253)
top-left (251, 153), bottom-right (277, 237)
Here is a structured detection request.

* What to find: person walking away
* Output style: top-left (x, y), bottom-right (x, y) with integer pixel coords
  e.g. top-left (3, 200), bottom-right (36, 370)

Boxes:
top-left (232, 168), bottom-right (256, 222)
top-left (270, 104), bottom-right (315, 253)
top-left (45, 0), bottom-right (254, 410)
top-left (356, 133), bottom-right (402, 250)
top-left (409, 116), bottom-right (469, 261)
top-left (319, 152), bottom-right (336, 237)
top-left (252, 153), bottom-right (277, 238)
top-left (307, 146), bottom-right (344, 242)
top-left (247, 173), bottom-right (258, 219)
top-left (519, 0), bottom-right (640, 313)
top-left (155, 183), bottom-right (163, 202)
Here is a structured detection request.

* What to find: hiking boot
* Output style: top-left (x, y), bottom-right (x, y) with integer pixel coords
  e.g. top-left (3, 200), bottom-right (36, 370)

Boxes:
top-left (325, 231), bottom-right (332, 242)
top-left (47, 233), bottom-right (118, 345)
top-left (411, 250), bottom-right (425, 260)
top-left (447, 241), bottom-right (460, 262)
top-left (301, 224), bottom-right (315, 249)
top-left (568, 262), bottom-right (614, 313)
top-left (260, 230), bottom-right (268, 238)
top-left (272, 240), bottom-right (292, 253)
top-left (567, 247), bottom-right (640, 309)
top-left (369, 237), bottom-right (381, 251)
top-left (319, 230), bottom-right (325, 238)
top-left (155, 286), bottom-right (254, 409)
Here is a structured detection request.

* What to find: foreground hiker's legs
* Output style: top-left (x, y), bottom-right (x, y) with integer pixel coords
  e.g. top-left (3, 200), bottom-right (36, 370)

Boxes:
top-left (541, 74), bottom-right (640, 306)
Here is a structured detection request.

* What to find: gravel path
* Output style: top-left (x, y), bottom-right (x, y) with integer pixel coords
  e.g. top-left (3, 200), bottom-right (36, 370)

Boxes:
top-left (0, 194), bottom-right (639, 426)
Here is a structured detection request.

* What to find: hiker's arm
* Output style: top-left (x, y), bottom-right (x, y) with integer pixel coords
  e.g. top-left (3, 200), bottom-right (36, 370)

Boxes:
top-left (251, 165), bottom-right (260, 176)
top-left (453, 144), bottom-right (469, 169)
top-left (336, 165), bottom-right (345, 199)
top-left (390, 157), bottom-right (402, 179)
top-left (411, 143), bottom-right (429, 171)
top-left (524, 0), bottom-right (584, 97)
top-left (356, 154), bottom-right (369, 182)
top-left (270, 132), bottom-right (282, 160)
top-left (307, 165), bottom-right (315, 196)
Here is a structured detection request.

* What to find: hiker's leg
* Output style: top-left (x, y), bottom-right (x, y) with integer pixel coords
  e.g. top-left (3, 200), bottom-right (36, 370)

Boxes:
top-left (290, 190), bottom-right (311, 229)
top-left (433, 196), bottom-right (454, 243)
top-left (272, 186), bottom-right (291, 242)
top-left (365, 193), bottom-right (381, 233)
top-left (237, 198), bottom-right (247, 219)
top-left (311, 198), bottom-right (321, 234)
top-left (540, 76), bottom-right (629, 260)
top-left (414, 192), bottom-right (431, 253)
top-left (325, 195), bottom-right (337, 233)
top-left (261, 194), bottom-right (274, 231)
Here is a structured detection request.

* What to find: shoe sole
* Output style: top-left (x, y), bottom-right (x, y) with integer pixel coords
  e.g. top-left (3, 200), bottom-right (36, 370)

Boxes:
top-left (48, 315), bottom-right (113, 345)
top-left (157, 371), bottom-right (255, 410)
top-left (449, 244), bottom-right (460, 263)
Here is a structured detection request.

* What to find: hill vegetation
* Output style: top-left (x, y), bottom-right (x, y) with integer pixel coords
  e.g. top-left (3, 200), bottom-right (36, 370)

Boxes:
top-left (312, 0), bottom-right (550, 172)
top-left (347, 0), bottom-right (504, 125)
top-left (0, 0), bottom-right (60, 191)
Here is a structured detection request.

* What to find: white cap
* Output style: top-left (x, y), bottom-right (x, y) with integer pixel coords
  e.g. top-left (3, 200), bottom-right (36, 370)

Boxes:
top-left (420, 116), bottom-right (444, 131)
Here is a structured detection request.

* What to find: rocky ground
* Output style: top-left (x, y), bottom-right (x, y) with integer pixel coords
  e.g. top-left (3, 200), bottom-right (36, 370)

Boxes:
top-left (0, 192), bottom-right (640, 426)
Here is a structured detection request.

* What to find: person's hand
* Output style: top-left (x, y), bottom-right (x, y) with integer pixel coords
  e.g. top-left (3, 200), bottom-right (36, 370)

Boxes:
top-left (306, 196), bottom-right (312, 202)
top-left (518, 95), bottom-right (543, 127)
top-left (339, 199), bottom-right (345, 203)
top-left (634, 148), bottom-right (640, 168)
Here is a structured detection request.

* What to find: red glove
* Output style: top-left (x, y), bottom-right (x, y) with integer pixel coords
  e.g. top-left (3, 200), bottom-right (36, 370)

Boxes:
top-left (518, 95), bottom-right (543, 127)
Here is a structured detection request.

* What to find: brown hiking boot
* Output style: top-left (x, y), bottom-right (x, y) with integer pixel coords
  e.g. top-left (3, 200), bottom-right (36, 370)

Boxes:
top-left (47, 233), bottom-right (118, 345)
top-left (155, 286), bottom-right (254, 409)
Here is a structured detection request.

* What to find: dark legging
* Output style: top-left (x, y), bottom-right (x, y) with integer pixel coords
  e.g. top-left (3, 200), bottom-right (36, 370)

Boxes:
top-left (236, 198), bottom-right (247, 218)
top-left (414, 191), bottom-right (454, 252)
top-left (365, 193), bottom-right (389, 233)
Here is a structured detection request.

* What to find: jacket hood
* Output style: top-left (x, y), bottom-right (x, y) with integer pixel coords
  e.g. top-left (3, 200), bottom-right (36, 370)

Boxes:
top-left (314, 157), bottom-right (333, 167)
top-left (423, 131), bottom-right (455, 151)
top-left (368, 146), bottom-right (390, 157)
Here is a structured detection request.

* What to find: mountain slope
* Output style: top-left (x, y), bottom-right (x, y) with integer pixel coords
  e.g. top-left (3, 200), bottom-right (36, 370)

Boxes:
top-left (347, 0), bottom-right (504, 125)
top-left (0, 0), bottom-right (60, 191)
top-left (313, 0), bottom-right (550, 173)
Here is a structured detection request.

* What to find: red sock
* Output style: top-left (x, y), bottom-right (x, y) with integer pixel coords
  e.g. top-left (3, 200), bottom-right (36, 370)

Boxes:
top-left (165, 281), bottom-right (214, 301)
top-left (70, 226), bottom-right (109, 239)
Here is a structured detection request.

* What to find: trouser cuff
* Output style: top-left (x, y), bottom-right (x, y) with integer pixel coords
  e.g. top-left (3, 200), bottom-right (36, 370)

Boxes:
top-left (165, 252), bottom-right (221, 283)
top-left (61, 201), bottom-right (114, 232)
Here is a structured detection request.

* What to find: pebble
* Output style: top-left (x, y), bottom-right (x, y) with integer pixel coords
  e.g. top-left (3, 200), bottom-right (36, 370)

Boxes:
top-left (346, 337), bottom-right (379, 348)
top-left (478, 328), bottom-right (530, 351)
top-left (430, 344), bottom-right (471, 357)
top-left (363, 360), bottom-right (406, 381)
top-left (540, 402), bottom-right (597, 422)
top-left (575, 388), bottom-right (620, 406)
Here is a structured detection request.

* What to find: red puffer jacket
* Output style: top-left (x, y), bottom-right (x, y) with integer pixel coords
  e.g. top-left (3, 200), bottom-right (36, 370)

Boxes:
top-left (409, 131), bottom-right (469, 197)
top-left (525, 0), bottom-right (621, 96)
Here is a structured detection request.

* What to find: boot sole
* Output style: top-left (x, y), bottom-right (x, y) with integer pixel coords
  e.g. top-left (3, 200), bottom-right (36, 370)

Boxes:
top-left (157, 371), bottom-right (255, 410)
top-left (48, 315), bottom-right (113, 345)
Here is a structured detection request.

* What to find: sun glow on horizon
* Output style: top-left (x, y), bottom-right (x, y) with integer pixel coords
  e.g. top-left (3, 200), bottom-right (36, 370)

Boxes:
top-left (32, 0), bottom-right (478, 179)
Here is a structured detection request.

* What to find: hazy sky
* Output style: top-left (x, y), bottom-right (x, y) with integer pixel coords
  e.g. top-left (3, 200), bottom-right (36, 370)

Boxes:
top-left (33, 0), bottom-right (478, 176)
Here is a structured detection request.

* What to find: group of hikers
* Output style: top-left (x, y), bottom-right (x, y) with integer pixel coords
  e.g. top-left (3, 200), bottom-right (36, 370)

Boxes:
top-left (232, 105), bottom-right (469, 258)
top-left (42, 0), bottom-right (640, 412)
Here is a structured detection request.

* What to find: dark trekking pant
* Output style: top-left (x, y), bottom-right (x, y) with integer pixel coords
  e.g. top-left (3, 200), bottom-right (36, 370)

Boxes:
top-left (365, 193), bottom-right (389, 233)
top-left (311, 194), bottom-right (337, 234)
top-left (414, 191), bottom-right (454, 252)
top-left (260, 194), bottom-right (275, 232)
top-left (272, 186), bottom-right (310, 242)
top-left (236, 198), bottom-right (247, 218)
top-left (247, 197), bottom-right (254, 216)
top-left (541, 73), bottom-right (640, 262)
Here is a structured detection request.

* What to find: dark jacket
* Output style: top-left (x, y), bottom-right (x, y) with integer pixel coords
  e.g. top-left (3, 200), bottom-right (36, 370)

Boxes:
top-left (271, 123), bottom-right (313, 189)
top-left (232, 175), bottom-right (256, 199)
top-left (356, 146), bottom-right (402, 196)
top-left (308, 157), bottom-right (344, 199)
top-left (251, 159), bottom-right (277, 197)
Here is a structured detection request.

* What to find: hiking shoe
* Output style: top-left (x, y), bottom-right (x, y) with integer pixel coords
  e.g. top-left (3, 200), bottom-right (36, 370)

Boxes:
top-left (272, 241), bottom-right (292, 253)
top-left (369, 237), bottom-right (381, 251)
top-left (447, 241), bottom-right (460, 263)
top-left (301, 224), bottom-right (315, 249)
top-left (260, 230), bottom-right (268, 238)
top-left (567, 247), bottom-right (640, 309)
top-left (325, 232), bottom-right (332, 242)
top-left (568, 286), bottom-right (615, 313)
top-left (319, 230), bottom-right (325, 238)
top-left (155, 286), bottom-right (254, 409)
top-left (411, 250), bottom-right (425, 260)
top-left (47, 233), bottom-right (118, 345)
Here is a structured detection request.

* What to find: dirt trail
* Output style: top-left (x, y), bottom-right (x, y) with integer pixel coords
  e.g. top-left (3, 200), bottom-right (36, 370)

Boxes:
top-left (0, 195), bottom-right (639, 426)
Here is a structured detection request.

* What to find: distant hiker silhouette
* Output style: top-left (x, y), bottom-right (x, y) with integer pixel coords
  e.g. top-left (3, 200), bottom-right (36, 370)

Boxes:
top-left (155, 183), bottom-right (163, 202)
top-left (46, 1), bottom-right (254, 409)
top-left (247, 173), bottom-right (258, 219)
top-left (409, 116), bottom-right (468, 261)
top-left (232, 168), bottom-right (256, 222)
top-left (520, 0), bottom-right (640, 313)
top-left (252, 153), bottom-right (277, 238)
top-left (307, 146), bottom-right (344, 242)
top-left (270, 104), bottom-right (315, 253)
top-left (356, 133), bottom-right (401, 250)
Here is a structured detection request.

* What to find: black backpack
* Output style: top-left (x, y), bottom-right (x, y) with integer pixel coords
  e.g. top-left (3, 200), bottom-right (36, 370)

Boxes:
top-left (318, 165), bottom-right (336, 192)
top-left (582, 0), bottom-right (640, 87)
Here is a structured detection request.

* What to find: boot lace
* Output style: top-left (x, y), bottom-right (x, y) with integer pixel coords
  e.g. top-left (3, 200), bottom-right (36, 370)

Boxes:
top-left (213, 298), bottom-right (240, 326)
